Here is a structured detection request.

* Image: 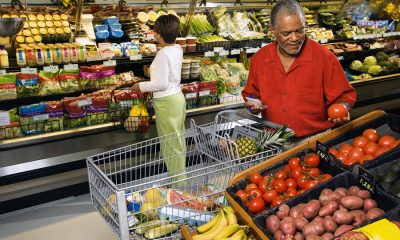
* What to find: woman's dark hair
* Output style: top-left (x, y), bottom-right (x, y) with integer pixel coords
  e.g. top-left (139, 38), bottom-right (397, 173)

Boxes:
top-left (154, 14), bottom-right (180, 44)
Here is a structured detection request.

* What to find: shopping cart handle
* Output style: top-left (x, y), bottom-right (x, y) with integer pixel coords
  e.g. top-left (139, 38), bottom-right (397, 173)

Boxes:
top-left (235, 109), bottom-right (294, 132)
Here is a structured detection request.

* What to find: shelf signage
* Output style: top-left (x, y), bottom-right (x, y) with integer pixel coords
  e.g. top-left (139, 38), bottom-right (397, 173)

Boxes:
top-left (33, 114), bottom-right (50, 121)
top-left (213, 47), bottom-right (224, 52)
top-left (77, 98), bottom-right (93, 107)
top-left (230, 49), bottom-right (240, 55)
top-left (320, 39), bottom-right (328, 44)
top-left (204, 51), bottom-right (215, 57)
top-left (383, 31), bottom-right (400, 37)
top-left (0, 70), bottom-right (6, 75)
top-left (199, 90), bottom-right (211, 97)
top-left (337, 56), bottom-right (344, 61)
top-left (0, 111), bottom-right (10, 127)
top-left (64, 64), bottom-right (79, 71)
top-left (21, 67), bottom-right (37, 74)
top-left (103, 60), bottom-right (117, 66)
top-left (43, 65), bottom-right (59, 73)
top-left (130, 54), bottom-right (143, 61)
top-left (185, 93), bottom-right (197, 99)
top-left (219, 50), bottom-right (229, 56)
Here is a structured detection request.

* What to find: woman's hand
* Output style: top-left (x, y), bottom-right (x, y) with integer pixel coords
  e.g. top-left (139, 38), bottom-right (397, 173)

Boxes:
top-left (131, 83), bottom-right (141, 92)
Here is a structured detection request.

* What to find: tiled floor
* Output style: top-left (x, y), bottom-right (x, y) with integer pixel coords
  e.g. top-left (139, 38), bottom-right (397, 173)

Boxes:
top-left (0, 194), bottom-right (116, 240)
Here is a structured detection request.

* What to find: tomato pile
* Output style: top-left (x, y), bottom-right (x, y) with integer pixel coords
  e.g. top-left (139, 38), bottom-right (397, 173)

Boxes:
top-left (329, 128), bottom-right (400, 167)
top-left (235, 153), bottom-right (333, 214)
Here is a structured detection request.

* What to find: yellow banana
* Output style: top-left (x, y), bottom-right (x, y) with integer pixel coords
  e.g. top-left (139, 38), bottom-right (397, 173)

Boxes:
top-left (192, 209), bottom-right (228, 240)
top-left (197, 210), bottom-right (222, 233)
top-left (214, 223), bottom-right (241, 239)
top-left (241, 233), bottom-right (248, 240)
top-left (223, 206), bottom-right (237, 225)
top-left (214, 229), bottom-right (245, 240)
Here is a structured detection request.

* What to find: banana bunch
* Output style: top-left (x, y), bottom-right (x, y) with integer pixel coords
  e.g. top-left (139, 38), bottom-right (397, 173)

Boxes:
top-left (134, 220), bottom-right (179, 239)
top-left (129, 103), bottom-right (149, 117)
top-left (193, 206), bottom-right (249, 240)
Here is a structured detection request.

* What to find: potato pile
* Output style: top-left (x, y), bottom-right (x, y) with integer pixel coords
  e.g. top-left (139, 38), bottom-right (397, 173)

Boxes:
top-left (265, 186), bottom-right (385, 240)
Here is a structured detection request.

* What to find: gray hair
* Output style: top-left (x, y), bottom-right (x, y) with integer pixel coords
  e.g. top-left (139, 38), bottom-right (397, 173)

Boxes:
top-left (270, 0), bottom-right (305, 28)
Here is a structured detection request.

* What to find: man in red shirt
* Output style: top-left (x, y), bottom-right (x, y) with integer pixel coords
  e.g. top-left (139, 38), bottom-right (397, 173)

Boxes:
top-left (242, 0), bottom-right (356, 138)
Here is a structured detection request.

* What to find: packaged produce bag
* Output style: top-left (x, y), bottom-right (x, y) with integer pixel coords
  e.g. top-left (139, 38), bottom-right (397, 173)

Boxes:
top-left (59, 68), bottom-right (80, 93)
top-left (63, 96), bottom-right (87, 129)
top-left (79, 65), bottom-right (101, 90)
top-left (197, 81), bottom-right (218, 107)
top-left (38, 70), bottom-right (62, 96)
top-left (16, 73), bottom-right (40, 97)
top-left (0, 73), bottom-right (17, 100)
top-left (85, 91), bottom-right (111, 126)
top-left (19, 103), bottom-right (47, 135)
top-left (0, 108), bottom-right (22, 140)
top-left (181, 82), bottom-right (199, 109)
top-left (44, 101), bottom-right (64, 132)
top-left (98, 65), bottom-right (117, 88)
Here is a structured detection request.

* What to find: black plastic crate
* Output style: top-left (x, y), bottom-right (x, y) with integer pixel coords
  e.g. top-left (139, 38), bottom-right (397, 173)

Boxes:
top-left (369, 157), bottom-right (400, 198)
top-left (226, 148), bottom-right (344, 218)
top-left (252, 171), bottom-right (400, 239)
top-left (231, 38), bottom-right (270, 48)
top-left (196, 41), bottom-right (231, 52)
top-left (320, 113), bottom-right (400, 170)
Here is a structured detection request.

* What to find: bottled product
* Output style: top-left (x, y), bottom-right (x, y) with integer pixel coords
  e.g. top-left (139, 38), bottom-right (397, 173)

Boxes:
top-left (0, 44), bottom-right (9, 68)
top-left (16, 48), bottom-right (27, 66)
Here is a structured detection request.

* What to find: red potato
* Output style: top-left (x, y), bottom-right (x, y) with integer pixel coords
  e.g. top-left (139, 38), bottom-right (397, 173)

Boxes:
top-left (274, 230), bottom-right (284, 240)
top-left (333, 210), bottom-right (354, 225)
top-left (347, 186), bottom-right (361, 196)
top-left (266, 215), bottom-right (281, 234)
top-left (280, 219), bottom-right (296, 236)
top-left (290, 204), bottom-right (305, 218)
top-left (323, 216), bottom-right (338, 233)
top-left (319, 200), bottom-right (339, 217)
top-left (326, 191), bottom-right (343, 203)
top-left (283, 235), bottom-right (295, 240)
top-left (340, 196), bottom-right (364, 210)
top-left (335, 187), bottom-right (348, 197)
top-left (277, 204), bottom-right (291, 219)
top-left (363, 198), bottom-right (378, 212)
top-left (294, 216), bottom-right (309, 231)
top-left (351, 210), bottom-right (367, 226)
top-left (358, 190), bottom-right (371, 199)
top-left (366, 208), bottom-right (385, 220)
top-left (321, 232), bottom-right (334, 240)
top-left (312, 216), bottom-right (324, 225)
top-left (302, 201), bottom-right (320, 220)
top-left (319, 189), bottom-right (334, 205)
top-left (334, 224), bottom-right (353, 237)
top-left (294, 232), bottom-right (304, 240)
top-left (302, 223), bottom-right (325, 237)
top-left (305, 235), bottom-right (320, 240)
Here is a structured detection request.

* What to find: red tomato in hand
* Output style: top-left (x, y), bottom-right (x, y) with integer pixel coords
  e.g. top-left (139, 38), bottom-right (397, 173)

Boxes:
top-left (235, 190), bottom-right (248, 202)
top-left (353, 136), bottom-right (368, 148)
top-left (262, 189), bottom-right (278, 203)
top-left (304, 153), bottom-right (320, 167)
top-left (378, 135), bottom-right (396, 148)
top-left (288, 157), bottom-right (301, 170)
top-left (247, 197), bottom-right (265, 213)
top-left (275, 170), bottom-right (287, 179)
top-left (245, 183), bottom-right (258, 193)
top-left (249, 188), bottom-right (263, 199)
top-left (362, 129), bottom-right (379, 142)
top-left (273, 179), bottom-right (287, 194)
top-left (328, 103), bottom-right (348, 119)
top-left (285, 178), bottom-right (298, 189)
top-left (363, 142), bottom-right (379, 156)
top-left (249, 173), bottom-right (263, 184)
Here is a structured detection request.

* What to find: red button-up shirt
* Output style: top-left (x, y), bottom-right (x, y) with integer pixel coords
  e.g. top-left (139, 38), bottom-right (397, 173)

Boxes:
top-left (242, 38), bottom-right (356, 138)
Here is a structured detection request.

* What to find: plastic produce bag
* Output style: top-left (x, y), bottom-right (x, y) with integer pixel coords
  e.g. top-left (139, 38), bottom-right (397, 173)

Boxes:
top-left (38, 71), bottom-right (62, 96)
top-left (0, 108), bottom-right (22, 140)
top-left (44, 101), bottom-right (64, 132)
top-left (85, 92), bottom-right (111, 126)
top-left (197, 81), bottom-right (218, 107)
top-left (59, 68), bottom-right (80, 93)
top-left (98, 66), bottom-right (117, 88)
top-left (181, 82), bottom-right (199, 109)
top-left (0, 73), bottom-right (17, 100)
top-left (63, 96), bottom-right (87, 129)
top-left (200, 67), bottom-right (218, 82)
top-left (16, 73), bottom-right (40, 97)
top-left (80, 65), bottom-right (101, 90)
top-left (19, 103), bottom-right (47, 135)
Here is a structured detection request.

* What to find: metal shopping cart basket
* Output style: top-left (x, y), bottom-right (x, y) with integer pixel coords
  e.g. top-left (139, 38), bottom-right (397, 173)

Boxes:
top-left (87, 128), bottom-right (241, 240)
top-left (191, 109), bottom-right (293, 172)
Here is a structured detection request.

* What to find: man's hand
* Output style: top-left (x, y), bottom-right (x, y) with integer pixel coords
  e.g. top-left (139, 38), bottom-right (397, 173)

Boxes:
top-left (244, 101), bottom-right (263, 115)
top-left (328, 103), bottom-right (351, 126)
top-left (131, 83), bottom-right (141, 92)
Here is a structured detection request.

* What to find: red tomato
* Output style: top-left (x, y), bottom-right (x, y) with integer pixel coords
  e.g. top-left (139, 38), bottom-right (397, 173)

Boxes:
top-left (343, 157), bottom-right (359, 167)
top-left (270, 196), bottom-right (283, 208)
top-left (339, 143), bottom-right (353, 156)
top-left (273, 179), bottom-right (287, 194)
top-left (297, 189), bottom-right (306, 195)
top-left (235, 190), bottom-right (248, 202)
top-left (249, 173), bottom-right (263, 184)
top-left (291, 167), bottom-right (304, 180)
top-left (304, 153), bottom-right (320, 167)
top-left (336, 153), bottom-right (347, 162)
top-left (305, 180), bottom-right (319, 190)
top-left (329, 148), bottom-right (339, 157)
top-left (297, 178), bottom-right (308, 189)
top-left (245, 183), bottom-right (258, 193)
top-left (308, 168), bottom-right (321, 177)
top-left (288, 157), bottom-right (301, 170)
top-left (363, 142), bottom-right (379, 156)
top-left (285, 187), bottom-right (297, 198)
top-left (283, 165), bottom-right (291, 176)
top-left (360, 154), bottom-right (374, 164)
top-left (374, 146), bottom-right (390, 157)
top-left (247, 197), bottom-right (265, 213)
top-left (258, 180), bottom-right (268, 193)
top-left (348, 147), bottom-right (364, 161)
top-left (362, 129), bottom-right (379, 142)
top-left (327, 103), bottom-right (348, 119)
top-left (378, 135), bottom-right (396, 148)
top-left (262, 189), bottom-right (278, 203)
top-left (275, 170), bottom-right (287, 179)
top-left (320, 173), bottom-right (332, 182)
top-left (392, 140), bottom-right (400, 148)
top-left (249, 188), bottom-right (263, 199)
top-left (353, 136), bottom-right (368, 148)
top-left (285, 178), bottom-right (298, 189)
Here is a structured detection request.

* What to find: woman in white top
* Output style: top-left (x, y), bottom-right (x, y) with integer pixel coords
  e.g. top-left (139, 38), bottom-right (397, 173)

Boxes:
top-left (132, 14), bottom-right (186, 183)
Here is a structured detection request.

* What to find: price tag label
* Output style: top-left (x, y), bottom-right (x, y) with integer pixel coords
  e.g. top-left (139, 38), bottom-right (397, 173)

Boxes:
top-left (103, 60), bottom-right (116, 66)
top-left (130, 54), bottom-right (143, 61)
top-left (219, 50), bottom-right (229, 56)
top-left (199, 90), bottom-right (211, 97)
top-left (204, 51), bottom-right (215, 57)
top-left (337, 56), bottom-right (344, 61)
top-left (316, 141), bottom-right (331, 162)
top-left (356, 165), bottom-right (376, 194)
top-left (230, 49), bottom-right (240, 55)
top-left (253, 47), bottom-right (260, 53)
top-left (64, 64), bottom-right (79, 71)
top-left (320, 39), bottom-right (328, 44)
top-left (0, 70), bottom-right (6, 75)
top-left (245, 48), bottom-right (253, 54)
top-left (33, 114), bottom-right (50, 121)
top-left (214, 47), bottom-right (224, 52)
top-left (185, 93), bottom-right (197, 99)
top-left (383, 33), bottom-right (390, 37)
top-left (43, 65), bottom-right (59, 73)
top-left (0, 111), bottom-right (10, 127)
top-left (77, 98), bottom-right (92, 107)
top-left (21, 67), bottom-right (37, 74)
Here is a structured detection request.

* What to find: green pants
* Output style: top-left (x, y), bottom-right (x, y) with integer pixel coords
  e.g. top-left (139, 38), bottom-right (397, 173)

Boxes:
top-left (153, 92), bottom-right (186, 183)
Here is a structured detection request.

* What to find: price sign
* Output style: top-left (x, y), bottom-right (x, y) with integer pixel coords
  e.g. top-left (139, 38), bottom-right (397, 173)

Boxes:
top-left (230, 49), bottom-right (240, 55)
top-left (0, 111), bottom-right (10, 127)
top-left (245, 48), bottom-right (253, 54)
top-left (130, 54), bottom-right (143, 61)
top-left (253, 47), bottom-right (260, 52)
top-left (204, 51), bottom-right (215, 57)
top-left (219, 50), bottom-right (229, 56)
top-left (316, 141), bottom-right (335, 167)
top-left (103, 60), bottom-right (116, 66)
top-left (356, 165), bottom-right (376, 194)
top-left (213, 47), bottom-right (224, 52)
top-left (337, 56), bottom-right (344, 61)
top-left (21, 67), bottom-right (37, 74)
top-left (77, 98), bottom-right (92, 107)
top-left (43, 65), bottom-right (59, 73)
top-left (320, 39), bottom-right (328, 44)
top-left (64, 64), bottom-right (79, 71)
top-left (185, 93), bottom-right (197, 99)
top-left (33, 114), bottom-right (49, 121)
top-left (199, 90), bottom-right (210, 97)
top-left (0, 70), bottom-right (6, 75)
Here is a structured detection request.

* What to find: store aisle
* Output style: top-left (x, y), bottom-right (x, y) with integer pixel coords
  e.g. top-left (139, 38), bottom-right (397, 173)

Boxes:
top-left (0, 194), bottom-right (116, 240)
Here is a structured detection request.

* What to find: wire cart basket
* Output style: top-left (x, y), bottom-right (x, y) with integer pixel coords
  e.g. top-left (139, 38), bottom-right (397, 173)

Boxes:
top-left (190, 110), bottom-right (284, 171)
top-left (87, 127), bottom-right (243, 240)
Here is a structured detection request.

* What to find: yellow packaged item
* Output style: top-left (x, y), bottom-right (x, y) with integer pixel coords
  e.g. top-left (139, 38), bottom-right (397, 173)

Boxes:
top-left (46, 21), bottom-right (54, 28)
top-left (28, 14), bottom-right (36, 21)
top-left (34, 35), bottom-right (42, 43)
top-left (11, 14), bottom-right (19, 18)
top-left (354, 218), bottom-right (400, 240)
top-left (23, 29), bottom-right (32, 37)
top-left (45, 14), bottom-right (52, 21)
top-left (16, 48), bottom-right (27, 67)
top-left (26, 37), bottom-right (34, 44)
top-left (2, 14), bottom-right (10, 18)
top-left (38, 21), bottom-right (46, 28)
top-left (31, 28), bottom-right (39, 35)
top-left (62, 21), bottom-right (70, 27)
top-left (60, 14), bottom-right (68, 21)
top-left (16, 36), bottom-right (25, 44)
top-left (53, 14), bottom-right (61, 21)
top-left (54, 21), bottom-right (62, 27)
top-left (29, 21), bottom-right (38, 28)
top-left (39, 28), bottom-right (48, 35)
top-left (37, 14), bottom-right (45, 21)
top-left (23, 21), bottom-right (29, 28)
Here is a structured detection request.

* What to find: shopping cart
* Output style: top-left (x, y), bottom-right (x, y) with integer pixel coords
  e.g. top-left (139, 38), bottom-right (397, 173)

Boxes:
top-left (191, 109), bottom-right (288, 171)
top-left (87, 128), bottom-right (241, 240)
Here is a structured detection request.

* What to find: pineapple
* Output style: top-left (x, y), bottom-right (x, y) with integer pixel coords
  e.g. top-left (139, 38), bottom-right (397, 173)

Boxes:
top-left (256, 126), bottom-right (295, 151)
top-left (234, 137), bottom-right (257, 157)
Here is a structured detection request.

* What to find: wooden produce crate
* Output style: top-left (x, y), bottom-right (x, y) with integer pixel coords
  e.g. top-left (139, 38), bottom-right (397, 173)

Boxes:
top-left (225, 110), bottom-right (388, 240)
